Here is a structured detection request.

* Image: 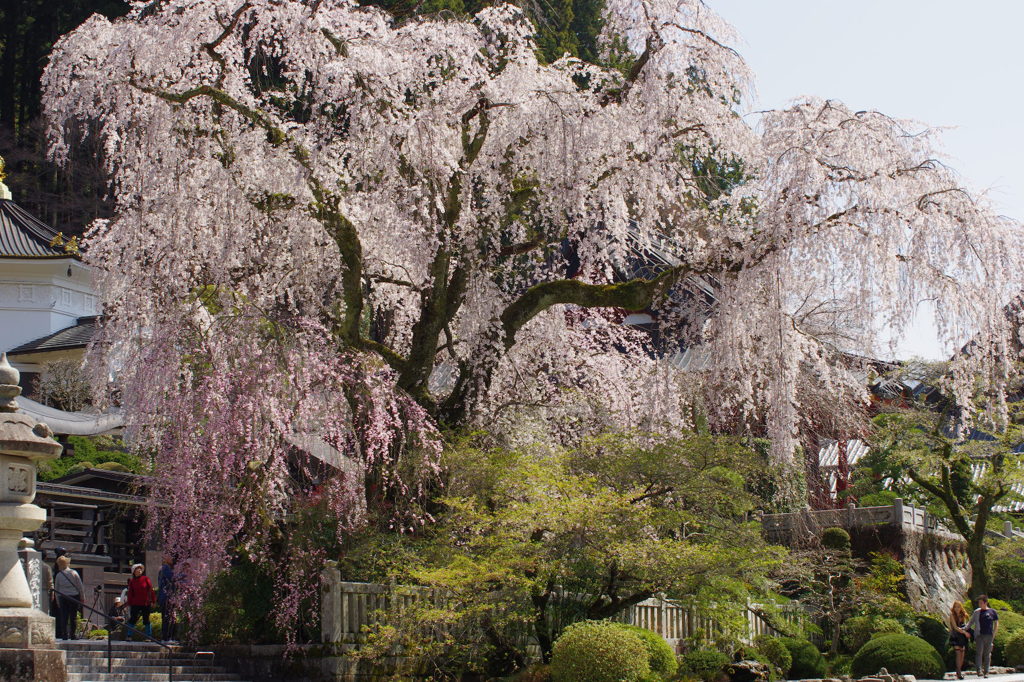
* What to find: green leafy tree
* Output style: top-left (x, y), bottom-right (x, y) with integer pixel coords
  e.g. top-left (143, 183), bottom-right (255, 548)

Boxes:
top-left (872, 404), bottom-right (1024, 598)
top-left (349, 432), bottom-right (784, 675)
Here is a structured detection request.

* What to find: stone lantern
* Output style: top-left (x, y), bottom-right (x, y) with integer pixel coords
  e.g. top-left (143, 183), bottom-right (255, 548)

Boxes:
top-left (0, 352), bottom-right (65, 680)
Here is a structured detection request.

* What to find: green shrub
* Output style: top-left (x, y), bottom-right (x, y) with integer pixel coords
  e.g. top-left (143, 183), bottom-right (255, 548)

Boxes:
top-left (778, 638), bottom-right (826, 679)
top-left (914, 614), bottom-right (949, 655)
top-left (827, 653), bottom-right (853, 677)
top-left (753, 636), bottom-right (792, 677)
top-left (869, 618), bottom-right (905, 638)
top-left (992, 609), bottom-right (1024, 665)
top-left (611, 624), bottom-right (677, 680)
top-left (850, 633), bottom-right (943, 679)
top-left (841, 616), bottom-right (904, 654)
top-left (39, 435), bottom-right (143, 481)
top-left (991, 559), bottom-right (1024, 609)
top-left (1003, 630), bottom-right (1024, 667)
top-left (965, 599), bottom-right (1014, 613)
top-left (550, 621), bottom-right (650, 682)
top-left (512, 664), bottom-right (552, 681)
top-left (200, 560), bottom-right (281, 644)
top-left (820, 527), bottom-right (851, 551)
top-left (96, 461), bottom-right (130, 472)
top-left (87, 628), bottom-right (108, 640)
top-left (678, 648), bottom-right (729, 682)
top-left (859, 490), bottom-right (898, 507)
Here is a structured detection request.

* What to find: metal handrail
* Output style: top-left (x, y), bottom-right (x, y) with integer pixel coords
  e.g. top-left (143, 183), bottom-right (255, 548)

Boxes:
top-left (55, 591), bottom-right (175, 681)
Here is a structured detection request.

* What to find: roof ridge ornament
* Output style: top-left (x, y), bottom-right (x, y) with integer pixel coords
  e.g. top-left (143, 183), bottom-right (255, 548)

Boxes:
top-left (0, 353), bottom-right (21, 412)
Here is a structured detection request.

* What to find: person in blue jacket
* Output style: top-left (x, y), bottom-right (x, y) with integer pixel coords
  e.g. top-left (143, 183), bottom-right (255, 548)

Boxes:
top-left (157, 555), bottom-right (178, 642)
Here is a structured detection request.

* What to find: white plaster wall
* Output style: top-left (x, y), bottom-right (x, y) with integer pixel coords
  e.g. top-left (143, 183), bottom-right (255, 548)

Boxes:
top-left (0, 259), bottom-right (97, 354)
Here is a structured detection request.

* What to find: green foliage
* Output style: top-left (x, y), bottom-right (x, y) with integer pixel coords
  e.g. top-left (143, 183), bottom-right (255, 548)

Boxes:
top-left (611, 623), bottom-right (678, 680)
top-left (840, 616), bottom-right (874, 654)
top-left (863, 552), bottom-right (906, 598)
top-left (358, 433), bottom-right (785, 672)
top-left (858, 490), bottom-right (898, 507)
top-left (510, 664), bottom-right (553, 681)
top-left (843, 615), bottom-right (913, 655)
top-left (992, 609), bottom-right (1024, 665)
top-left (752, 636), bottom-right (792, 677)
top-left (38, 435), bottom-right (143, 481)
top-left (850, 633), bottom-right (943, 679)
top-left (820, 527), bottom-right (851, 551)
top-left (827, 653), bottom-right (853, 677)
top-left (778, 638), bottom-right (826, 679)
top-left (990, 559), bottom-right (1024, 610)
top-left (199, 560), bottom-right (280, 644)
top-left (914, 614), bottom-right (950, 655)
top-left (550, 621), bottom-right (650, 682)
top-left (1003, 629), bottom-right (1024, 667)
top-left (87, 628), bottom-right (108, 640)
top-left (869, 619), bottom-right (906, 639)
top-left (744, 439), bottom-right (808, 513)
top-left (678, 648), bottom-right (729, 682)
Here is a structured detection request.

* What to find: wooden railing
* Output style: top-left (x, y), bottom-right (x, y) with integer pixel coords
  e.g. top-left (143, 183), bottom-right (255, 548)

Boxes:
top-left (321, 568), bottom-right (803, 651)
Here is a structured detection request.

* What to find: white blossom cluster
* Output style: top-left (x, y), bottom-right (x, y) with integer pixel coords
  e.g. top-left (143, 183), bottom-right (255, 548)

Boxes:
top-left (42, 0), bottom-right (1024, 466)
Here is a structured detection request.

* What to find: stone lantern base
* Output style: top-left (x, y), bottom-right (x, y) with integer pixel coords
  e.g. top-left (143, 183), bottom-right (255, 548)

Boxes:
top-left (0, 608), bottom-right (65, 681)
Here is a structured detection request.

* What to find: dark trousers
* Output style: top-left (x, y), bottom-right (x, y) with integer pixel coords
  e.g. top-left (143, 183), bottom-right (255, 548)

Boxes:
top-left (127, 605), bottom-right (151, 636)
top-left (160, 602), bottom-right (176, 641)
top-left (54, 594), bottom-right (78, 640)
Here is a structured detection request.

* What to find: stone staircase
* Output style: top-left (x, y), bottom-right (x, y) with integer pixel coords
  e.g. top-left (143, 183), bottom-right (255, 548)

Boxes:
top-left (58, 640), bottom-right (249, 682)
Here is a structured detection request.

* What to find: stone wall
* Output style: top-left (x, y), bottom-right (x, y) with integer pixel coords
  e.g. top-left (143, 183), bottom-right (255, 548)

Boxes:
top-left (761, 500), bottom-right (971, 615)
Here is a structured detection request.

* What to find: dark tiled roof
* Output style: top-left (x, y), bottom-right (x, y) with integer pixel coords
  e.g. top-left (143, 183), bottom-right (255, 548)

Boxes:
top-left (0, 198), bottom-right (66, 258)
top-left (8, 316), bottom-right (98, 355)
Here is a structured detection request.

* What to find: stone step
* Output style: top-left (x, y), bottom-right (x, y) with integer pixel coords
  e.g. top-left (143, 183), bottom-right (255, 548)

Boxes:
top-left (66, 671), bottom-right (245, 675)
top-left (66, 652), bottom-right (209, 661)
top-left (59, 641), bottom-right (184, 652)
top-left (68, 663), bottom-right (234, 673)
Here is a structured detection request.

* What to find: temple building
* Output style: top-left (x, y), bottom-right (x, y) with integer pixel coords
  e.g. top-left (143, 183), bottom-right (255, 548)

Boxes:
top-left (0, 178), bottom-right (147, 613)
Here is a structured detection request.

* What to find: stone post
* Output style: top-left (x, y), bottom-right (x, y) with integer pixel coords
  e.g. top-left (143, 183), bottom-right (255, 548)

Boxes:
top-left (1005, 520), bottom-right (1015, 539)
top-left (0, 353), bottom-right (66, 681)
top-left (893, 498), bottom-right (904, 528)
top-left (17, 539), bottom-right (44, 613)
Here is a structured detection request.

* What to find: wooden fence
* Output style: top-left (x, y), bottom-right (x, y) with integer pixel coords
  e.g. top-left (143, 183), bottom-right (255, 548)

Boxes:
top-left (321, 567), bottom-right (805, 652)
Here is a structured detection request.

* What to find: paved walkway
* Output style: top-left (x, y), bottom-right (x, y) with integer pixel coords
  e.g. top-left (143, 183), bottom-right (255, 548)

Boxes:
top-left (927, 674), bottom-right (1024, 682)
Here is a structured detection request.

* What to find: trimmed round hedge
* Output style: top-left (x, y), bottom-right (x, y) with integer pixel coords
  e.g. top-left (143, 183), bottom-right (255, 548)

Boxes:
top-left (754, 636), bottom-right (793, 677)
top-left (1004, 629), bottom-right (1024, 667)
top-left (610, 624), bottom-right (678, 680)
top-left (915, 614), bottom-right (949, 655)
top-left (851, 633), bottom-right (943, 679)
top-left (550, 621), bottom-right (650, 682)
top-left (992, 610), bottom-right (1024, 665)
top-left (679, 648), bottom-right (730, 682)
top-left (778, 637), bottom-right (826, 679)
top-left (821, 527), bottom-right (851, 550)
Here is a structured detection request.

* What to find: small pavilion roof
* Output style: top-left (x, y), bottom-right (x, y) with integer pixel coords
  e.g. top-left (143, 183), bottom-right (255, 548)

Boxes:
top-left (8, 316), bottom-right (98, 356)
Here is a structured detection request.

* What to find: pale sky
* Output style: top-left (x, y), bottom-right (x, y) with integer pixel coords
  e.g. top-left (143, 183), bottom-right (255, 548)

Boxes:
top-left (711, 0), bottom-right (1024, 360)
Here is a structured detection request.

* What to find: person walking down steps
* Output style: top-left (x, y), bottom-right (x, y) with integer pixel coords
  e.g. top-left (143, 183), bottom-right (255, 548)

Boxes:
top-left (125, 563), bottom-right (157, 638)
top-left (969, 594), bottom-right (1000, 678)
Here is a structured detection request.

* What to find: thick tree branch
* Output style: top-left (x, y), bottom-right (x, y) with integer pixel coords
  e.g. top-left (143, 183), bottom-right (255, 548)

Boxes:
top-left (500, 265), bottom-right (684, 349)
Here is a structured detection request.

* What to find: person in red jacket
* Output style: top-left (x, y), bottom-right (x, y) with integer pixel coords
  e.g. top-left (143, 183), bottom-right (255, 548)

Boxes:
top-left (125, 563), bottom-right (157, 638)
